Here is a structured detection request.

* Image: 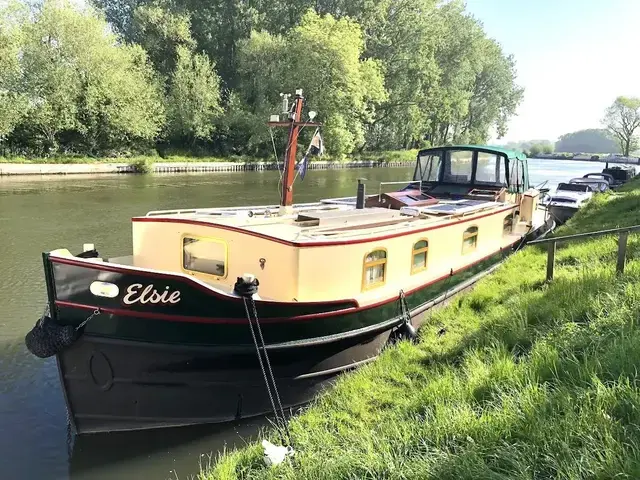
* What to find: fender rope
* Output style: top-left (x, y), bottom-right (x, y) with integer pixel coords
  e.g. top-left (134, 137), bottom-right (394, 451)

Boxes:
top-left (234, 277), bottom-right (292, 446)
top-left (25, 305), bottom-right (101, 359)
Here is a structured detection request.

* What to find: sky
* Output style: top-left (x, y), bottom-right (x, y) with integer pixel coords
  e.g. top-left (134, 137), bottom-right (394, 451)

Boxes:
top-left (464, 0), bottom-right (640, 144)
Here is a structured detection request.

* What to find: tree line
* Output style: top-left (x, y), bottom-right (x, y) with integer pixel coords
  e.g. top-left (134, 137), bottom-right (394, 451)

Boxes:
top-left (504, 96), bottom-right (640, 158)
top-left (0, 0), bottom-right (524, 158)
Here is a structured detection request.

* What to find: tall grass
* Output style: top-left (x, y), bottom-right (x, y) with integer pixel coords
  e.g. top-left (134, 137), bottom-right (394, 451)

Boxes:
top-left (201, 179), bottom-right (640, 480)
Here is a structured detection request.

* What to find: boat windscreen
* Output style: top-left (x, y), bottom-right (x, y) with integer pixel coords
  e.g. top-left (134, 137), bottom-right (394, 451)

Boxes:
top-left (557, 183), bottom-right (590, 192)
top-left (442, 150), bottom-right (473, 184)
top-left (414, 152), bottom-right (442, 182)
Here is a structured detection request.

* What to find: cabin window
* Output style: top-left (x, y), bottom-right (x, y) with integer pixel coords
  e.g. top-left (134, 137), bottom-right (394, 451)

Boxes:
top-left (508, 159), bottom-right (526, 192)
top-left (476, 153), bottom-right (507, 186)
top-left (182, 236), bottom-right (227, 278)
top-left (415, 153), bottom-right (442, 182)
top-left (411, 239), bottom-right (429, 274)
top-left (462, 226), bottom-right (478, 254)
top-left (363, 249), bottom-right (387, 290)
top-left (443, 150), bottom-right (473, 184)
top-left (503, 214), bottom-right (514, 235)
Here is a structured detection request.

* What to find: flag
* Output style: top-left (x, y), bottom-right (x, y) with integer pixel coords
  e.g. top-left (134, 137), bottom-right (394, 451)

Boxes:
top-left (298, 153), bottom-right (309, 180)
top-left (308, 128), bottom-right (324, 156)
top-left (297, 128), bottom-right (323, 181)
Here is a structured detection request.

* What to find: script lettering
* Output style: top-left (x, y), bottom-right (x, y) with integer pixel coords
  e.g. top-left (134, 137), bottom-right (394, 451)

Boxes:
top-left (122, 284), bottom-right (181, 305)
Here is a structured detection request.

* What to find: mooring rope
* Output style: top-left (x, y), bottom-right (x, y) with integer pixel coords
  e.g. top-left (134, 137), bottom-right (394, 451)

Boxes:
top-left (235, 277), bottom-right (291, 446)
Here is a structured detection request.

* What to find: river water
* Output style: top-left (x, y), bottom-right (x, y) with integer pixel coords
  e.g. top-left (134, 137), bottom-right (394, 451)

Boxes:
top-left (0, 159), bottom-right (630, 479)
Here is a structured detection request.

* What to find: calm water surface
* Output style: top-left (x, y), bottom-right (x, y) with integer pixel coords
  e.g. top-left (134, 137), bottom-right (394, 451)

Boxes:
top-left (0, 159), bottom-right (629, 479)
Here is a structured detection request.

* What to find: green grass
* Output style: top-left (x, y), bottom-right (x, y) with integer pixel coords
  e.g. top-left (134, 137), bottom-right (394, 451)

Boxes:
top-left (0, 150), bottom-right (417, 165)
top-left (201, 179), bottom-right (640, 480)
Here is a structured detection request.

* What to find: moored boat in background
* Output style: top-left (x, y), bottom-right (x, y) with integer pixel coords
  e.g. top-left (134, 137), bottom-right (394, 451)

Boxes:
top-left (543, 181), bottom-right (594, 225)
top-left (25, 90), bottom-right (553, 435)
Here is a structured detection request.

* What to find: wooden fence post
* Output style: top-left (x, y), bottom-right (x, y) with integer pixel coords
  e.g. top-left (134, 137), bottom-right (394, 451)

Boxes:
top-left (546, 241), bottom-right (556, 282)
top-left (617, 231), bottom-right (629, 274)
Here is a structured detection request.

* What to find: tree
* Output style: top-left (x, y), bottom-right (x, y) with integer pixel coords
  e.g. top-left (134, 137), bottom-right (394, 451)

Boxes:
top-left (235, 11), bottom-right (386, 157)
top-left (541, 142), bottom-right (554, 154)
top-left (129, 4), bottom-right (195, 78)
top-left (0, 2), bottom-right (29, 145)
top-left (555, 129), bottom-right (619, 154)
top-left (603, 96), bottom-right (640, 157)
top-left (5, 0), bottom-right (165, 155)
top-left (166, 46), bottom-right (223, 143)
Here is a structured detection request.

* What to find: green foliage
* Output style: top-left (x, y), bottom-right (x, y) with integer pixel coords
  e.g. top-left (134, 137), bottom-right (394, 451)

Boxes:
top-left (6, 0), bottom-right (525, 159)
top-left (236, 11), bottom-right (386, 157)
top-left (0, 2), bottom-right (29, 142)
top-left (524, 141), bottom-right (554, 156)
top-left (556, 128), bottom-right (619, 154)
top-left (129, 3), bottom-right (196, 77)
top-left (603, 96), bottom-right (640, 157)
top-left (131, 156), bottom-right (153, 173)
top-left (166, 46), bottom-right (223, 142)
top-left (202, 178), bottom-right (640, 480)
top-left (1, 0), bottom-right (165, 156)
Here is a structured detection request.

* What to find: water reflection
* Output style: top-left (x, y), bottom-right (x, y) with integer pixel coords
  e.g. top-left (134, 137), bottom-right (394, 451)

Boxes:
top-left (68, 416), bottom-right (277, 480)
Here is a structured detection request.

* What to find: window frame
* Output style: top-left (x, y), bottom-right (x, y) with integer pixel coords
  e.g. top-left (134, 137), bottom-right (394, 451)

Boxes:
top-left (362, 248), bottom-right (388, 291)
top-left (181, 234), bottom-right (229, 280)
top-left (462, 226), bottom-right (479, 255)
top-left (411, 239), bottom-right (429, 274)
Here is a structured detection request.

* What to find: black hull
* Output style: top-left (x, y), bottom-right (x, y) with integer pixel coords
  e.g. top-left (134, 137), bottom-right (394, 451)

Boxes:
top-left (57, 327), bottom-right (389, 434)
top-left (549, 204), bottom-right (579, 225)
top-left (42, 238), bottom-right (532, 435)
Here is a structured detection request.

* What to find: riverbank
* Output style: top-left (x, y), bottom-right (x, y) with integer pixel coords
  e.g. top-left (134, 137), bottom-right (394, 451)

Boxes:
top-left (202, 179), bottom-right (640, 479)
top-left (0, 150), bottom-right (417, 176)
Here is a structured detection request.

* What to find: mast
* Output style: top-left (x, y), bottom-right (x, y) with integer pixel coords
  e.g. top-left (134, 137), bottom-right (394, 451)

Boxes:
top-left (267, 89), bottom-right (321, 210)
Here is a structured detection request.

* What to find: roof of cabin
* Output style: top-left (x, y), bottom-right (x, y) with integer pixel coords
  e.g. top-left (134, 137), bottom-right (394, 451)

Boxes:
top-left (418, 144), bottom-right (528, 161)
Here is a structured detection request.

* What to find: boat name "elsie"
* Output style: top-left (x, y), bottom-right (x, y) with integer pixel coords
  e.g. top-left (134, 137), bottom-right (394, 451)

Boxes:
top-left (122, 284), bottom-right (181, 305)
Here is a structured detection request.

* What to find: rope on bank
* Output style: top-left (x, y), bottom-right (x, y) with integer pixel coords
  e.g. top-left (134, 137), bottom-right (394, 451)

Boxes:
top-left (233, 275), bottom-right (292, 447)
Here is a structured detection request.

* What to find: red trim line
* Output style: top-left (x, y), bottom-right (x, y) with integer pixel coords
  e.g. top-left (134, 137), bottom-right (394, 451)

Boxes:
top-left (363, 238), bottom-right (519, 311)
top-left (49, 256), bottom-right (359, 309)
top-left (52, 238), bottom-right (519, 325)
top-left (131, 205), bottom-right (515, 247)
top-left (54, 300), bottom-right (357, 324)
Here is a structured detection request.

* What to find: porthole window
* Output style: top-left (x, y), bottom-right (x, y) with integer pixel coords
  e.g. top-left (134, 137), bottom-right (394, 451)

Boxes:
top-left (182, 236), bottom-right (227, 278)
top-left (462, 226), bottom-right (478, 254)
top-left (363, 249), bottom-right (387, 290)
top-left (411, 239), bottom-right (428, 274)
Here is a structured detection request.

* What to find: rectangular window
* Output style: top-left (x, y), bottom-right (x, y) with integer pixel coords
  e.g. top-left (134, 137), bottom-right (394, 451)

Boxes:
top-left (182, 236), bottom-right (227, 278)
top-left (476, 153), bottom-right (507, 186)
top-left (415, 153), bottom-right (442, 182)
top-left (443, 150), bottom-right (473, 184)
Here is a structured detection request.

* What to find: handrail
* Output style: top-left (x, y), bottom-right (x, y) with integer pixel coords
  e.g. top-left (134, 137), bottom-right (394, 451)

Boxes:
top-left (529, 224), bottom-right (640, 281)
top-left (528, 224), bottom-right (640, 245)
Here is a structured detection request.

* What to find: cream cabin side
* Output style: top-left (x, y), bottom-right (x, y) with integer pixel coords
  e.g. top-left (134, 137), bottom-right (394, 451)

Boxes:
top-left (131, 219), bottom-right (299, 300)
top-left (295, 206), bottom-right (519, 304)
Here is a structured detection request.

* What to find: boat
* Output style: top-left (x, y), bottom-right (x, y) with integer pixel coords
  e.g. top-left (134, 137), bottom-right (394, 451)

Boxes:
top-left (601, 165), bottom-right (636, 187)
top-left (24, 90), bottom-right (553, 435)
top-left (570, 177), bottom-right (610, 193)
top-left (583, 172), bottom-right (615, 187)
top-left (543, 181), bottom-right (594, 224)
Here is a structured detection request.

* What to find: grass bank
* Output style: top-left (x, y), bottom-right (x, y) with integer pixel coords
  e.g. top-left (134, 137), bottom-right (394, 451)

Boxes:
top-left (0, 150), bottom-right (417, 165)
top-left (202, 179), bottom-right (640, 479)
